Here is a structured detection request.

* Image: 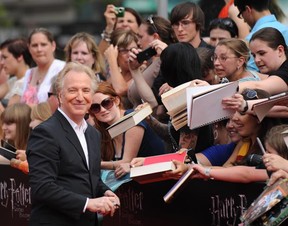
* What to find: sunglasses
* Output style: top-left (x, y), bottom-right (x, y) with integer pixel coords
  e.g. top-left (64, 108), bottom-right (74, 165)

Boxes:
top-left (90, 97), bottom-right (115, 114)
top-left (242, 89), bottom-right (258, 100)
top-left (48, 92), bottom-right (55, 98)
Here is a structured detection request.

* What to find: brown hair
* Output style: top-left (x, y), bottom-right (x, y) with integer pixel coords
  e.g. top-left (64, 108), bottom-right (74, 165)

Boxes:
top-left (265, 124), bottom-right (288, 160)
top-left (90, 82), bottom-right (123, 160)
top-left (1, 103), bottom-right (31, 149)
top-left (28, 27), bottom-right (55, 44)
top-left (144, 15), bottom-right (177, 45)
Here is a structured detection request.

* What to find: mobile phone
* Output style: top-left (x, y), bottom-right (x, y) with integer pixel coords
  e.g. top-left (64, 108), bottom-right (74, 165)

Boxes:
top-left (115, 7), bottom-right (125, 17)
top-left (1, 139), bottom-right (16, 152)
top-left (136, 47), bottom-right (157, 63)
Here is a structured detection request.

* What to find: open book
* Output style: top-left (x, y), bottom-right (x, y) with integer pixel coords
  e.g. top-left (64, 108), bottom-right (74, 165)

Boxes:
top-left (107, 103), bottom-right (152, 138)
top-left (130, 151), bottom-right (187, 184)
top-left (252, 92), bottom-right (288, 122)
top-left (161, 81), bottom-right (193, 116)
top-left (161, 82), bottom-right (238, 130)
top-left (187, 82), bottom-right (239, 130)
top-left (241, 178), bottom-right (288, 225)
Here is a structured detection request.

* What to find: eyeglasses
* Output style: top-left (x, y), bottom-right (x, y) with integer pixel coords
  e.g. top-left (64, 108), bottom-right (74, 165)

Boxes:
top-left (48, 92), bottom-right (55, 98)
top-left (147, 15), bottom-right (158, 33)
top-left (90, 97), bottom-right (115, 114)
top-left (242, 89), bottom-right (258, 100)
top-left (211, 54), bottom-right (238, 63)
top-left (172, 19), bottom-right (194, 29)
top-left (118, 47), bottom-right (137, 55)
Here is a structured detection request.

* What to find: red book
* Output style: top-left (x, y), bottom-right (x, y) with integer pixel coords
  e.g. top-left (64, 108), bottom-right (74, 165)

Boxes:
top-left (143, 151), bottom-right (187, 165)
top-left (130, 151), bottom-right (187, 184)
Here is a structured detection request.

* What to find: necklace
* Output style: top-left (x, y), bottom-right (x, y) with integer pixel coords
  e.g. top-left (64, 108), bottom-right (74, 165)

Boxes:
top-left (35, 68), bottom-right (46, 86)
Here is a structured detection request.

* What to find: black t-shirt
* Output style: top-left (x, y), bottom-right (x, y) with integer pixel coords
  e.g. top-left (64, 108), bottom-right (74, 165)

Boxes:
top-left (268, 60), bottom-right (288, 84)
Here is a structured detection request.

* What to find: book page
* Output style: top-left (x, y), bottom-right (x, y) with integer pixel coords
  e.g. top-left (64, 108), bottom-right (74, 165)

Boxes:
top-left (161, 81), bottom-right (192, 112)
top-left (252, 92), bottom-right (288, 122)
top-left (173, 119), bottom-right (188, 131)
top-left (107, 104), bottom-right (151, 130)
top-left (107, 104), bottom-right (152, 138)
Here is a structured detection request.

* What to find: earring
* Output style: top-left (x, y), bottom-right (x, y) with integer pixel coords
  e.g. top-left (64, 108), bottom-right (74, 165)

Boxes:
top-left (213, 129), bottom-right (218, 140)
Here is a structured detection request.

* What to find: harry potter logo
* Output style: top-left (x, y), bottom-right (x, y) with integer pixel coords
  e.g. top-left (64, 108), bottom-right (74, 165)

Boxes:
top-left (210, 194), bottom-right (247, 226)
top-left (0, 178), bottom-right (31, 218)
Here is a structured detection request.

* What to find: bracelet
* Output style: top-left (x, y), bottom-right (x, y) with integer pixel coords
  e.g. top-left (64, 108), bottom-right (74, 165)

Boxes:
top-left (101, 30), bottom-right (112, 42)
top-left (204, 168), bottom-right (214, 180)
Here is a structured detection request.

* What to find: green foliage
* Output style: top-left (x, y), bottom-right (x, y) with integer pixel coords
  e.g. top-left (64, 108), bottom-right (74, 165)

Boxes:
top-left (0, 4), bottom-right (13, 27)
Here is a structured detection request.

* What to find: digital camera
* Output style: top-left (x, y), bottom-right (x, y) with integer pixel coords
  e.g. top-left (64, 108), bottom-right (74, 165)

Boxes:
top-left (115, 7), bottom-right (125, 17)
top-left (136, 47), bottom-right (157, 63)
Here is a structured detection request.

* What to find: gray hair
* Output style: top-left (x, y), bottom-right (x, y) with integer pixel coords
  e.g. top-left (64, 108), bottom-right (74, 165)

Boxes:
top-left (55, 62), bottom-right (98, 95)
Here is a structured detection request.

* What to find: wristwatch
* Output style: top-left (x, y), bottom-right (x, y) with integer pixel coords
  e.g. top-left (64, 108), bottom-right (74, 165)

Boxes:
top-left (240, 100), bottom-right (248, 114)
top-left (204, 168), bottom-right (214, 180)
top-left (101, 30), bottom-right (111, 42)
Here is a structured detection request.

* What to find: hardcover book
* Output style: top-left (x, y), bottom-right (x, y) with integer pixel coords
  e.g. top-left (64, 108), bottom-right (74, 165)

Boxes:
top-left (186, 81), bottom-right (238, 130)
top-left (241, 178), bottom-right (288, 226)
top-left (163, 166), bottom-right (195, 203)
top-left (130, 151), bottom-right (187, 184)
top-left (107, 103), bottom-right (152, 138)
top-left (161, 82), bottom-right (238, 130)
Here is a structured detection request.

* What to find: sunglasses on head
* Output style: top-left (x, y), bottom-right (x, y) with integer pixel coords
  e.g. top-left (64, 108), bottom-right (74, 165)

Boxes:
top-left (48, 92), bottom-right (55, 98)
top-left (242, 89), bottom-right (258, 100)
top-left (147, 15), bottom-right (158, 33)
top-left (90, 97), bottom-right (115, 114)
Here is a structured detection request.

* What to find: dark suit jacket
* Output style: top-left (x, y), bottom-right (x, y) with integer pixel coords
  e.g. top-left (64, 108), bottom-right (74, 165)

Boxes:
top-left (27, 110), bottom-right (110, 226)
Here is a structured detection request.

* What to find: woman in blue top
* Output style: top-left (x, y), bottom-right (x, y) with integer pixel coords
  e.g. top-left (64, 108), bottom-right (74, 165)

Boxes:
top-left (89, 81), bottom-right (166, 179)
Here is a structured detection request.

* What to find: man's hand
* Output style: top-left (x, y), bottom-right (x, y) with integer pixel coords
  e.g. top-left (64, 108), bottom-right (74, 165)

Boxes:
top-left (86, 195), bottom-right (119, 216)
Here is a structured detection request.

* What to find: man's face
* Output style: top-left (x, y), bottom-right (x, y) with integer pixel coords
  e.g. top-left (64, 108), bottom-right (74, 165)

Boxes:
top-left (209, 28), bottom-right (232, 47)
top-left (172, 14), bottom-right (199, 45)
top-left (59, 70), bottom-right (93, 124)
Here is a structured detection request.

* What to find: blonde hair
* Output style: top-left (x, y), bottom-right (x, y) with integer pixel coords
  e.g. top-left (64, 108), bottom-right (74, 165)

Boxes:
top-left (110, 29), bottom-right (138, 48)
top-left (31, 102), bottom-right (52, 121)
top-left (64, 32), bottom-right (106, 75)
top-left (217, 38), bottom-right (250, 68)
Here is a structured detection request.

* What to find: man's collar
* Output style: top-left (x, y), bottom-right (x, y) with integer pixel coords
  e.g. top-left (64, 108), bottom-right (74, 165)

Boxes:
top-left (58, 108), bottom-right (88, 132)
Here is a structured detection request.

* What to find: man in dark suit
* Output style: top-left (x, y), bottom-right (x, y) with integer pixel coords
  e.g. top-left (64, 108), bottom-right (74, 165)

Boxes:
top-left (27, 62), bottom-right (120, 226)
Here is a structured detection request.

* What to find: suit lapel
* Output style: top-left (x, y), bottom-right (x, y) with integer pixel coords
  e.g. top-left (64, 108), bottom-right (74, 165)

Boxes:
top-left (55, 110), bottom-right (89, 170)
